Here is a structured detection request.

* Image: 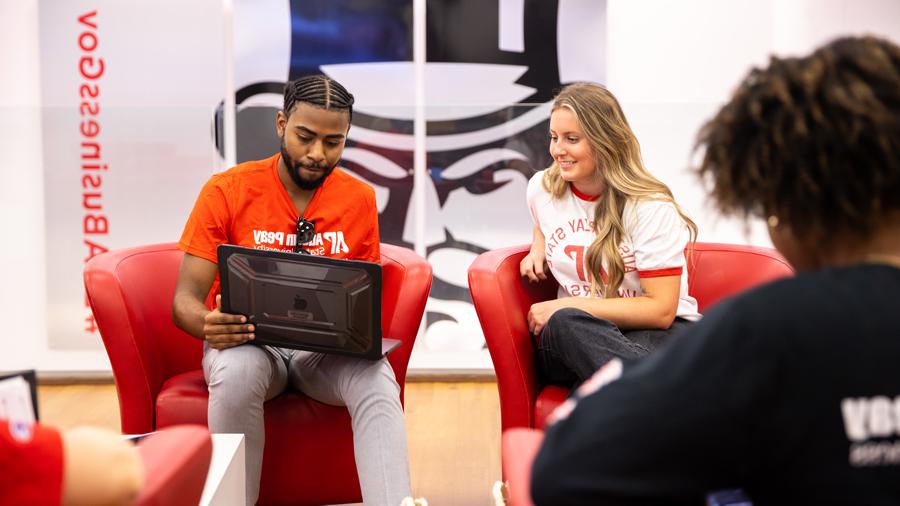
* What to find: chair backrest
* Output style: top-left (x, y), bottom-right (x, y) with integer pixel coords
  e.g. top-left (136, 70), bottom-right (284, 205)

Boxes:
top-left (685, 242), bottom-right (793, 313)
top-left (469, 242), bottom-right (793, 323)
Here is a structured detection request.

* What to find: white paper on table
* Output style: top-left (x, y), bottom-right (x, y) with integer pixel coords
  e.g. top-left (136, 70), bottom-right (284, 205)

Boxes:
top-left (0, 376), bottom-right (37, 424)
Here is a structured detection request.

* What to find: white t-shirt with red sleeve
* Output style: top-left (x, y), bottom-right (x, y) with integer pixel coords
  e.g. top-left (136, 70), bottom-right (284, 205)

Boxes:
top-left (527, 171), bottom-right (700, 321)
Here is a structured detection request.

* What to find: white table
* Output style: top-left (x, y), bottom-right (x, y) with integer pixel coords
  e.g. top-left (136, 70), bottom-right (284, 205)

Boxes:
top-left (200, 433), bottom-right (246, 506)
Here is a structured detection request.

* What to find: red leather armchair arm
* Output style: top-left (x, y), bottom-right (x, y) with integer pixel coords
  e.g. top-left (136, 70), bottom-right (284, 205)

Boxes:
top-left (468, 245), bottom-right (558, 431)
top-left (135, 425), bottom-right (212, 506)
top-left (85, 243), bottom-right (200, 435)
top-left (380, 243), bottom-right (433, 395)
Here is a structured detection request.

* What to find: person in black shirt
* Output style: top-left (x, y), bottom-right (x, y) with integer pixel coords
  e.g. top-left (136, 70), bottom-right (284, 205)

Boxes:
top-left (530, 35), bottom-right (900, 505)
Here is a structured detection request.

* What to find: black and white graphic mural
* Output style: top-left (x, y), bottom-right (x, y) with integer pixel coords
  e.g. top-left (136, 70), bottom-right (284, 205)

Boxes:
top-left (227, 0), bottom-right (605, 361)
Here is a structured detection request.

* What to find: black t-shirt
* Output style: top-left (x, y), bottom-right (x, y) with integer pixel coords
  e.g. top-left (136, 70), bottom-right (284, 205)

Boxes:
top-left (531, 264), bottom-right (900, 506)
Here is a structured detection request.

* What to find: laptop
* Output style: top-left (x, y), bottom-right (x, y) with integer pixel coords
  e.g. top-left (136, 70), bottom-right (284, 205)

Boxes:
top-left (217, 244), bottom-right (401, 360)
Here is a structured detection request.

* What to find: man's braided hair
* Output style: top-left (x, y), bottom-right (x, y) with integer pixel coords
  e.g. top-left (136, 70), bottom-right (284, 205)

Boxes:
top-left (695, 35), bottom-right (900, 242)
top-left (283, 74), bottom-right (355, 121)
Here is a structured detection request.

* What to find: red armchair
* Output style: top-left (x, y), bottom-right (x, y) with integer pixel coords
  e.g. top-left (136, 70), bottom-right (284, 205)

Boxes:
top-left (84, 242), bottom-right (432, 506)
top-left (468, 242), bottom-right (793, 435)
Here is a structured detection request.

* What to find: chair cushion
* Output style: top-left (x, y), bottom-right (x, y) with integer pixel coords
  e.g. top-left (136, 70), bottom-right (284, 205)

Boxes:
top-left (534, 386), bottom-right (568, 430)
top-left (156, 371), bottom-right (209, 428)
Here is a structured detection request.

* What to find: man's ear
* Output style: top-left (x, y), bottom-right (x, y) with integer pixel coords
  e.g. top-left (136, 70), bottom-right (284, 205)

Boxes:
top-left (275, 110), bottom-right (287, 137)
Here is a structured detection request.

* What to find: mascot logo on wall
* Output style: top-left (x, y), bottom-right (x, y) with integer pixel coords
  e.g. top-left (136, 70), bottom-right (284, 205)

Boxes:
top-left (220, 0), bottom-right (605, 352)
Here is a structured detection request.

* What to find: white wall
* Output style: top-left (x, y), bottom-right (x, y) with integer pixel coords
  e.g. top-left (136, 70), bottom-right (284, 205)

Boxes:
top-left (1, 0), bottom-right (226, 375)
top-left (608, 0), bottom-right (900, 247)
top-left (0, 0), bottom-right (52, 373)
top-left (2, 0), bottom-right (899, 373)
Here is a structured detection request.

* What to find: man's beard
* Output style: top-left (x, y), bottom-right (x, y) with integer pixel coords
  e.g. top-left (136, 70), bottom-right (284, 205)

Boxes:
top-left (279, 136), bottom-right (336, 191)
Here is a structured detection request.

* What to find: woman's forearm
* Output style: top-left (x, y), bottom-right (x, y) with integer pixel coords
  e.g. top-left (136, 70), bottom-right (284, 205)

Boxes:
top-left (561, 295), bottom-right (676, 330)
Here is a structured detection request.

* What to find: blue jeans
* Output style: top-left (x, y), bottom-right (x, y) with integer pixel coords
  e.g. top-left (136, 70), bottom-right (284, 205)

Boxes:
top-left (534, 307), bottom-right (694, 387)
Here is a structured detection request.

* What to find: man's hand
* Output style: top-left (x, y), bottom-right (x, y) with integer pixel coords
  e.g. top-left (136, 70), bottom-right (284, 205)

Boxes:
top-left (527, 299), bottom-right (563, 336)
top-left (520, 249), bottom-right (548, 283)
top-left (204, 294), bottom-right (255, 350)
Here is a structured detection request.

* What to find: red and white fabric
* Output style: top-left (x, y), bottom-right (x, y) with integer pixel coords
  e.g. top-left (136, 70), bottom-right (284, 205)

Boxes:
top-left (526, 171), bottom-right (700, 320)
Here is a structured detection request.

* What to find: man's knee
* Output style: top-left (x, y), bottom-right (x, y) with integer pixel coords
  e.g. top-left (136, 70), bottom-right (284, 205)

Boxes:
top-left (205, 345), bottom-right (274, 397)
top-left (344, 359), bottom-right (401, 403)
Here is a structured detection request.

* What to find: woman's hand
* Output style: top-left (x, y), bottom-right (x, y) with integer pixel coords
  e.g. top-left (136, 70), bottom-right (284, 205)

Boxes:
top-left (521, 226), bottom-right (549, 283)
top-left (528, 299), bottom-right (563, 335)
top-left (520, 249), bottom-right (548, 283)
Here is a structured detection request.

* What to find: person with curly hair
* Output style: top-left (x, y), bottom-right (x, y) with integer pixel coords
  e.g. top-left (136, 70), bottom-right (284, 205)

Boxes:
top-left (531, 35), bottom-right (900, 505)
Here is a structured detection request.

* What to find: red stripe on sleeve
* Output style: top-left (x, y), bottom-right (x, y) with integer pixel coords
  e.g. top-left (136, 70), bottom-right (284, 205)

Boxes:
top-left (637, 267), bottom-right (682, 278)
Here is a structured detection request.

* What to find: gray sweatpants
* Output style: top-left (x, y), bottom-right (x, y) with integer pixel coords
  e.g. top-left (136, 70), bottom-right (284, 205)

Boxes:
top-left (202, 343), bottom-right (411, 506)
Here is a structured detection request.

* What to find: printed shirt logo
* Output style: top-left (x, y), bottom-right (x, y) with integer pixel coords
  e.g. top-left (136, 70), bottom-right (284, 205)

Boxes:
top-left (841, 395), bottom-right (900, 467)
top-left (251, 229), bottom-right (350, 256)
top-left (546, 216), bottom-right (639, 298)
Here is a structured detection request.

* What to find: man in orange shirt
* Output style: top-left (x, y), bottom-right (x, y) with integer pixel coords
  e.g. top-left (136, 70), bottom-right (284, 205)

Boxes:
top-left (173, 75), bottom-right (410, 506)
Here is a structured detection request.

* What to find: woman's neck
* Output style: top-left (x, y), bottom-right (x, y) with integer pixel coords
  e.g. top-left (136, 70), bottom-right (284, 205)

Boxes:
top-left (571, 176), bottom-right (605, 198)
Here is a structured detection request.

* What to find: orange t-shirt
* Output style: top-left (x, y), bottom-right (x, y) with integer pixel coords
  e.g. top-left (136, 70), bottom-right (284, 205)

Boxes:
top-left (0, 419), bottom-right (64, 505)
top-left (179, 154), bottom-right (380, 294)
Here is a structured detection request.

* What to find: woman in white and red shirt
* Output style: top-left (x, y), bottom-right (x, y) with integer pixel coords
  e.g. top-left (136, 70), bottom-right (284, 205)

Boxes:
top-left (521, 82), bottom-right (699, 386)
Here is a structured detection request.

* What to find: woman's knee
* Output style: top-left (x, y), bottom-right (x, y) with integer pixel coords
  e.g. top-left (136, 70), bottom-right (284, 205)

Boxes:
top-left (544, 307), bottom-right (610, 337)
top-left (543, 307), bottom-right (580, 334)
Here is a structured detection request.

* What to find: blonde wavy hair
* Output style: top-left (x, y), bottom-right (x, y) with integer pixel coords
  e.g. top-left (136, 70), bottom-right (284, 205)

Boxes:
top-left (543, 82), bottom-right (697, 297)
